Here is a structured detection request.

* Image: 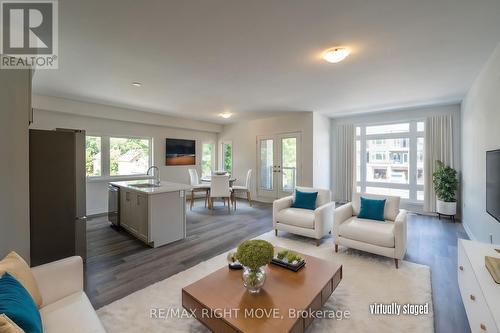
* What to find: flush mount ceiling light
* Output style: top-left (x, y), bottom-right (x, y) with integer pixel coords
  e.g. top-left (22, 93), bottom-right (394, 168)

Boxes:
top-left (132, 82), bottom-right (142, 87)
top-left (322, 47), bottom-right (350, 63)
top-left (219, 112), bottom-right (232, 119)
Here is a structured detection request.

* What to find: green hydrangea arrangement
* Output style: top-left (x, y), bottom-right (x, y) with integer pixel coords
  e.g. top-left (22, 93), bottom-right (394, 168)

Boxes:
top-left (277, 249), bottom-right (302, 263)
top-left (286, 252), bottom-right (302, 263)
top-left (277, 250), bottom-right (288, 260)
top-left (236, 240), bottom-right (274, 270)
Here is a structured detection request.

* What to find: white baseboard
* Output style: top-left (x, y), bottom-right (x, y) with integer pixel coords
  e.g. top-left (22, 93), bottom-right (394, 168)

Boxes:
top-left (254, 196), bottom-right (277, 203)
top-left (87, 208), bottom-right (107, 217)
top-left (462, 221), bottom-right (476, 241)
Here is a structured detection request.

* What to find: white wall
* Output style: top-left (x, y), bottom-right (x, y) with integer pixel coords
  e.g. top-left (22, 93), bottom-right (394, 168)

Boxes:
top-left (32, 102), bottom-right (220, 215)
top-left (33, 95), bottom-right (222, 133)
top-left (461, 43), bottom-right (500, 244)
top-left (331, 104), bottom-right (461, 213)
top-left (0, 69), bottom-right (31, 261)
top-left (312, 112), bottom-right (331, 189)
top-left (219, 112), bottom-right (314, 201)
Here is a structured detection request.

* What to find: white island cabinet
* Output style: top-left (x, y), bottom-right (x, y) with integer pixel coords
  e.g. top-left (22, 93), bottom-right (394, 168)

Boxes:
top-left (110, 180), bottom-right (191, 248)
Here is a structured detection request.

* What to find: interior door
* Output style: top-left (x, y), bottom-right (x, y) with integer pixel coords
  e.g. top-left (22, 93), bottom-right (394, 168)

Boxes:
top-left (257, 132), bottom-right (301, 199)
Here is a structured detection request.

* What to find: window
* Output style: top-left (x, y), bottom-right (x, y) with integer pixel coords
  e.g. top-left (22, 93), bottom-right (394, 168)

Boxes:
top-left (356, 139), bottom-right (361, 182)
top-left (85, 136), bottom-right (101, 177)
top-left (110, 137), bottom-right (150, 176)
top-left (366, 123), bottom-right (409, 135)
top-left (259, 139), bottom-right (274, 190)
top-left (366, 187), bottom-right (410, 199)
top-left (367, 138), bottom-right (409, 184)
top-left (221, 142), bottom-right (233, 173)
top-left (356, 121), bottom-right (424, 201)
top-left (201, 143), bottom-right (214, 178)
top-left (281, 137), bottom-right (297, 192)
top-left (417, 121), bottom-right (425, 132)
top-left (85, 135), bottom-right (152, 179)
top-left (417, 137), bottom-right (424, 185)
top-left (372, 168), bottom-right (387, 180)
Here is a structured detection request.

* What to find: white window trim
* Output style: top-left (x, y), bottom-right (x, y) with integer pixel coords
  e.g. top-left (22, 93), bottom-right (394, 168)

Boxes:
top-left (356, 120), bottom-right (424, 203)
top-left (86, 134), bottom-right (153, 182)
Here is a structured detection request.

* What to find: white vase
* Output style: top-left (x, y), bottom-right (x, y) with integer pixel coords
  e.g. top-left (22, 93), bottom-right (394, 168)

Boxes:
top-left (436, 200), bottom-right (457, 216)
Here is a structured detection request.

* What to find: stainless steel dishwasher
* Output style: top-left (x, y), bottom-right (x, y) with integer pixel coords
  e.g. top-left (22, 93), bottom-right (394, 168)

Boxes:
top-left (108, 184), bottom-right (120, 227)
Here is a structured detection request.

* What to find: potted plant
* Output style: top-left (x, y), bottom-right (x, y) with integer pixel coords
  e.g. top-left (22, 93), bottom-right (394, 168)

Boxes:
top-left (432, 160), bottom-right (458, 216)
top-left (235, 240), bottom-right (274, 293)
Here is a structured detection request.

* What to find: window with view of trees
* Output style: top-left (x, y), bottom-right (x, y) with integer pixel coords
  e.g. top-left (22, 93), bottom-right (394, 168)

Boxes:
top-left (222, 142), bottom-right (232, 173)
top-left (85, 135), bottom-right (152, 178)
top-left (356, 121), bottom-right (424, 201)
top-left (86, 136), bottom-right (101, 177)
top-left (201, 143), bottom-right (214, 178)
top-left (281, 137), bottom-right (297, 192)
top-left (110, 137), bottom-right (150, 176)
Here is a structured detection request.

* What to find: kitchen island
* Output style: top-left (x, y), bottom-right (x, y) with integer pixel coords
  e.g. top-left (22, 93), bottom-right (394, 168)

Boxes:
top-left (109, 180), bottom-right (191, 247)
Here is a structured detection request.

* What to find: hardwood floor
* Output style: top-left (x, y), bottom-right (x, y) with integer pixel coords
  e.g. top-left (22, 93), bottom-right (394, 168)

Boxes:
top-left (85, 201), bottom-right (470, 333)
top-left (405, 214), bottom-right (470, 333)
top-left (85, 200), bottom-right (273, 309)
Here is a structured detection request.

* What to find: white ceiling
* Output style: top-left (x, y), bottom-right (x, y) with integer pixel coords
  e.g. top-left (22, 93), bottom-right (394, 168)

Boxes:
top-left (33, 0), bottom-right (500, 123)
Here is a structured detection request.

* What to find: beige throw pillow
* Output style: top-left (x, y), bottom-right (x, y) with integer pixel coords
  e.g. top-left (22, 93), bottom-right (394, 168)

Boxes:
top-left (0, 252), bottom-right (43, 308)
top-left (0, 314), bottom-right (25, 333)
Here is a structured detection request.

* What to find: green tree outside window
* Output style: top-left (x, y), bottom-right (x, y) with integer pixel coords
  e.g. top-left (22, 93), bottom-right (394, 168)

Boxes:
top-left (86, 136), bottom-right (101, 177)
top-left (223, 143), bottom-right (232, 173)
top-left (201, 143), bottom-right (213, 177)
top-left (110, 138), bottom-right (150, 175)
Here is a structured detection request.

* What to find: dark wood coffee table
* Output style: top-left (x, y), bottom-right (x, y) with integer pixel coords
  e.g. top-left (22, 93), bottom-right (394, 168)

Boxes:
top-left (182, 252), bottom-right (342, 333)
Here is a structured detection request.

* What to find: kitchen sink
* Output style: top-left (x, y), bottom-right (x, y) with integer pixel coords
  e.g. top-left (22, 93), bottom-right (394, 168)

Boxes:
top-left (130, 183), bottom-right (161, 188)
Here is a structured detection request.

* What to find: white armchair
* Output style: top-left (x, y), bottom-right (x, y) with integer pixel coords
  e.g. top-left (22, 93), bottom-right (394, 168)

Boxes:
top-left (273, 187), bottom-right (335, 246)
top-left (333, 192), bottom-right (407, 268)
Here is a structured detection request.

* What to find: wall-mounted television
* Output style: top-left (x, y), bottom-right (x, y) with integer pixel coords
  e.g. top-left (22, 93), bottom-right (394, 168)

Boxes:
top-left (165, 138), bottom-right (196, 166)
top-left (486, 149), bottom-right (500, 222)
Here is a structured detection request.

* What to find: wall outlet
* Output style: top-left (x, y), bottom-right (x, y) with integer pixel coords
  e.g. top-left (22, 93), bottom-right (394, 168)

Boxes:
top-left (490, 233), bottom-right (493, 244)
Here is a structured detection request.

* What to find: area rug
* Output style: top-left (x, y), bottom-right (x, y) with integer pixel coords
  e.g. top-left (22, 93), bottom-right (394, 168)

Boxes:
top-left (97, 231), bottom-right (434, 332)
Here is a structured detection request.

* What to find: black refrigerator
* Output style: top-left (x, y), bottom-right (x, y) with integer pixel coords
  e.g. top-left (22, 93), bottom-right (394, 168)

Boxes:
top-left (29, 129), bottom-right (87, 266)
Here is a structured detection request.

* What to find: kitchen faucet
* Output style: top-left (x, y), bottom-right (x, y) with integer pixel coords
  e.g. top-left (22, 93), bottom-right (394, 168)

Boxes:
top-left (147, 166), bottom-right (160, 185)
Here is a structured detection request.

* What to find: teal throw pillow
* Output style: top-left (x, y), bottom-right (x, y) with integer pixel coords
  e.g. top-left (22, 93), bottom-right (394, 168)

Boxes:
top-left (291, 190), bottom-right (318, 210)
top-left (0, 272), bottom-right (43, 333)
top-left (358, 196), bottom-right (386, 221)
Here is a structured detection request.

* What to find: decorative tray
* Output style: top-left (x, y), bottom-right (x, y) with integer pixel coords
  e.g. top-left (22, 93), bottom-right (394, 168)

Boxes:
top-left (271, 257), bottom-right (306, 272)
top-left (485, 256), bottom-right (500, 284)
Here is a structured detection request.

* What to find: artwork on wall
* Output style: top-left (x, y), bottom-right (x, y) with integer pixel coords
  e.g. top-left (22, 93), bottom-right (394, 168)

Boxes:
top-left (165, 138), bottom-right (196, 166)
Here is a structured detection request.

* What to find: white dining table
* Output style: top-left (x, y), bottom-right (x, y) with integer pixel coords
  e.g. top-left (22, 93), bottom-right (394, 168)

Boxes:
top-left (201, 176), bottom-right (237, 186)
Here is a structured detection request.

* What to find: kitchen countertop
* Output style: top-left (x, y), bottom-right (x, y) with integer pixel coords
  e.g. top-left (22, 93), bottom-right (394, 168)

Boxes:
top-left (110, 180), bottom-right (192, 195)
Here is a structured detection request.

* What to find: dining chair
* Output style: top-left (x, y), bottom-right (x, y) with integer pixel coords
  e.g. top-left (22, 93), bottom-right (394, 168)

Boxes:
top-left (209, 175), bottom-right (232, 212)
top-left (232, 169), bottom-right (253, 208)
top-left (188, 168), bottom-right (210, 209)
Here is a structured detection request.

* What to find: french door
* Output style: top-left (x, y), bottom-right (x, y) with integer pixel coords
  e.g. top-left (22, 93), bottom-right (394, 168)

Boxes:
top-left (257, 132), bottom-right (301, 199)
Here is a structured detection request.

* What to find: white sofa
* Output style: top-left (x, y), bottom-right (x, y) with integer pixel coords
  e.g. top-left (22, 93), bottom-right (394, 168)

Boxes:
top-left (273, 187), bottom-right (335, 246)
top-left (31, 256), bottom-right (106, 333)
top-left (333, 192), bottom-right (407, 268)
